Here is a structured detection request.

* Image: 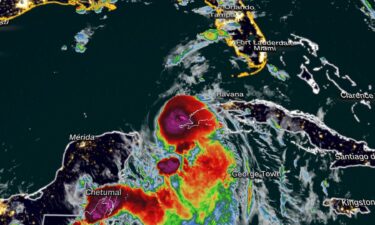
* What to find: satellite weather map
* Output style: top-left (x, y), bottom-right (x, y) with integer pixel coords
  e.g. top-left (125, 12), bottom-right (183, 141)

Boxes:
top-left (0, 0), bottom-right (375, 225)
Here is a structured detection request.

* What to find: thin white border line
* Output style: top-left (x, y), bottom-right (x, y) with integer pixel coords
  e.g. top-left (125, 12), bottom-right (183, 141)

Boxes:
top-left (41, 214), bottom-right (80, 225)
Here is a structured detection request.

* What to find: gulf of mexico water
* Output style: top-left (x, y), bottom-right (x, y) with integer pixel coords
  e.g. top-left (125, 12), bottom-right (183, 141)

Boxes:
top-left (0, 0), bottom-right (374, 224)
top-left (0, 0), bottom-right (209, 197)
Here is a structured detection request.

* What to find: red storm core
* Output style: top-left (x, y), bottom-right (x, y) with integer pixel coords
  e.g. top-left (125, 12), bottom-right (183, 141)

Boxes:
top-left (158, 95), bottom-right (217, 153)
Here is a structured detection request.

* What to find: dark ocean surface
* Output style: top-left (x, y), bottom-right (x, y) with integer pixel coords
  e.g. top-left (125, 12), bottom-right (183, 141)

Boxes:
top-left (0, 0), bottom-right (374, 224)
